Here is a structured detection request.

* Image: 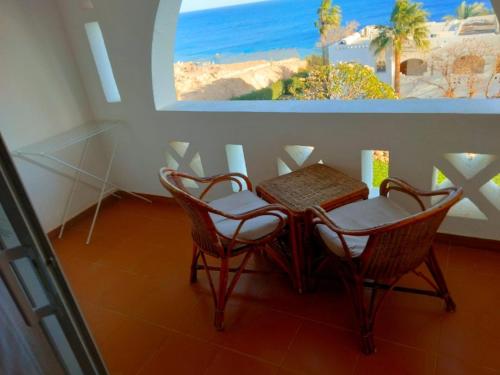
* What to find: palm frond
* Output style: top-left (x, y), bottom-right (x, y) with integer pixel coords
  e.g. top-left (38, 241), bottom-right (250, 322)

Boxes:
top-left (389, 0), bottom-right (430, 52)
top-left (444, 1), bottom-right (493, 20)
top-left (316, 0), bottom-right (342, 37)
top-left (370, 26), bottom-right (393, 55)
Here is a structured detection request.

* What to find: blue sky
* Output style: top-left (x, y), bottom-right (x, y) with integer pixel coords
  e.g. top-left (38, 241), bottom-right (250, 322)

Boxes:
top-left (180, 0), bottom-right (267, 13)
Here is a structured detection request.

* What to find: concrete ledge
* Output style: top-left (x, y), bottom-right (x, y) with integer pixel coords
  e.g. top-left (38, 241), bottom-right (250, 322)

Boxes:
top-left (161, 99), bottom-right (500, 114)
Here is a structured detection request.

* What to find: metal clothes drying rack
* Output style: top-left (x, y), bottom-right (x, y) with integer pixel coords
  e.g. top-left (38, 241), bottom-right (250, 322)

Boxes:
top-left (13, 121), bottom-right (152, 244)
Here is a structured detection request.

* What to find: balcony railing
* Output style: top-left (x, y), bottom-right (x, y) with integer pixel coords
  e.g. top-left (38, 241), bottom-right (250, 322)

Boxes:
top-left (153, 109), bottom-right (500, 241)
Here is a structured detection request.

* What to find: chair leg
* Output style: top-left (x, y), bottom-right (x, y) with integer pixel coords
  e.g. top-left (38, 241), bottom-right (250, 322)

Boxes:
top-left (347, 278), bottom-right (380, 355)
top-left (361, 326), bottom-right (376, 355)
top-left (190, 244), bottom-right (200, 284)
top-left (359, 290), bottom-right (376, 355)
top-left (214, 257), bottom-right (229, 331)
top-left (426, 247), bottom-right (456, 312)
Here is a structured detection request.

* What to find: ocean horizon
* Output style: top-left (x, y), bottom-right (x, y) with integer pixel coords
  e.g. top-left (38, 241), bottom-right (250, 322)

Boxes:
top-left (174, 0), bottom-right (493, 62)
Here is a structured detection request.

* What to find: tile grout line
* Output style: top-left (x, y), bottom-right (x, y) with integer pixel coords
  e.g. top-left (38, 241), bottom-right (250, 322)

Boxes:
top-left (433, 351), bottom-right (500, 373)
top-left (210, 344), bottom-right (282, 368)
top-left (57, 200), bottom-right (500, 374)
top-left (78, 266), bottom-right (468, 372)
top-left (431, 352), bottom-right (438, 375)
top-left (376, 336), bottom-right (437, 354)
top-left (84, 299), bottom-right (284, 369)
top-left (278, 318), bottom-right (305, 369)
top-left (351, 352), bottom-right (361, 375)
top-left (85, 284), bottom-right (453, 363)
top-left (240, 296), bottom-right (358, 335)
top-left (133, 334), bottom-right (171, 375)
top-left (200, 346), bottom-right (223, 375)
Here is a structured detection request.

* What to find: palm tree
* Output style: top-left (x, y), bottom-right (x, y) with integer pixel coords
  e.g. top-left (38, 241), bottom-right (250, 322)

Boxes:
top-left (370, 0), bottom-right (430, 96)
top-left (315, 0), bottom-right (342, 65)
top-left (444, 1), bottom-right (493, 21)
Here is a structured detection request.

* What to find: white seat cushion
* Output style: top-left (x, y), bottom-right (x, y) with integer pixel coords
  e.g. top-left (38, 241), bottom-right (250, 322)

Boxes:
top-left (209, 191), bottom-right (285, 242)
top-left (317, 196), bottom-right (410, 258)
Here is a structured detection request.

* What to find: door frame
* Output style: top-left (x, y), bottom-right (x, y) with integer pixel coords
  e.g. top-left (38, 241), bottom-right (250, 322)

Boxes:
top-left (0, 133), bottom-right (107, 374)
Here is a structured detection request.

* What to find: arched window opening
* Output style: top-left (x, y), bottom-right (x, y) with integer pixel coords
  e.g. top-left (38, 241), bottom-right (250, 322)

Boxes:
top-left (156, 0), bottom-right (500, 103)
top-left (401, 59), bottom-right (428, 76)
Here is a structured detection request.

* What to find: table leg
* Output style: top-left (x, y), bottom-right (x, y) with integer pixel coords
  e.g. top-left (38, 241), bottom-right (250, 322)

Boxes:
top-left (289, 217), bottom-right (303, 293)
top-left (295, 215), bottom-right (318, 293)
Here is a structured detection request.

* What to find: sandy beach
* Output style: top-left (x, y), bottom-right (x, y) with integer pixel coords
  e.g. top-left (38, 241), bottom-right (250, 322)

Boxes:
top-left (174, 58), bottom-right (307, 100)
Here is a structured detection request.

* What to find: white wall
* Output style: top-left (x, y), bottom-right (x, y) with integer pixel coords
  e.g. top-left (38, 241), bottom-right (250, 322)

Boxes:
top-left (0, 0), bottom-right (109, 232)
top-left (53, 0), bottom-right (500, 241)
top-left (330, 43), bottom-right (393, 85)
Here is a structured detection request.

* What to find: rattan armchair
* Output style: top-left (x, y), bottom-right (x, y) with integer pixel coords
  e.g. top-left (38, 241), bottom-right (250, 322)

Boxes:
top-left (159, 168), bottom-right (300, 330)
top-left (307, 178), bottom-right (463, 354)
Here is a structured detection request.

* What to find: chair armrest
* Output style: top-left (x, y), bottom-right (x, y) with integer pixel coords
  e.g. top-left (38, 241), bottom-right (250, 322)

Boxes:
top-left (159, 168), bottom-right (252, 198)
top-left (380, 178), bottom-right (460, 211)
top-left (199, 173), bottom-right (253, 200)
top-left (379, 178), bottom-right (428, 210)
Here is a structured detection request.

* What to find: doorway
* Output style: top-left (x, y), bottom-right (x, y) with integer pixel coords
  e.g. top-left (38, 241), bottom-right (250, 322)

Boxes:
top-left (0, 133), bottom-right (107, 375)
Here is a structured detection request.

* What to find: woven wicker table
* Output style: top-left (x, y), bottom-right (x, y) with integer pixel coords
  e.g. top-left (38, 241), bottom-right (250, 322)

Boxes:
top-left (256, 164), bottom-right (369, 285)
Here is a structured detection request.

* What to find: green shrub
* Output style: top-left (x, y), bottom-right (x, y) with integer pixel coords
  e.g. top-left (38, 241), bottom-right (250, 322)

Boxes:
top-left (232, 87), bottom-right (274, 100)
top-left (233, 79), bottom-right (285, 100)
top-left (285, 76), bottom-right (306, 96)
top-left (436, 170), bottom-right (447, 185)
top-left (271, 80), bottom-right (285, 98)
top-left (232, 70), bottom-right (310, 100)
top-left (494, 174), bottom-right (500, 186)
top-left (306, 54), bottom-right (324, 68)
top-left (436, 170), bottom-right (499, 186)
top-left (293, 63), bottom-right (397, 100)
top-left (373, 159), bottom-right (389, 187)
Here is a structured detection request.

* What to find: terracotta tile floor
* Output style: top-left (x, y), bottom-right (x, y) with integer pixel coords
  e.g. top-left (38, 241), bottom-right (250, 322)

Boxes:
top-left (51, 197), bottom-right (500, 375)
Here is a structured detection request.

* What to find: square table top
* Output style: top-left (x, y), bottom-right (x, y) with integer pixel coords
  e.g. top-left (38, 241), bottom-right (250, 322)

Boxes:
top-left (256, 164), bottom-right (369, 214)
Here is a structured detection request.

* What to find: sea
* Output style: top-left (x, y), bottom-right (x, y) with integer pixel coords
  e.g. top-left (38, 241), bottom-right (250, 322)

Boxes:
top-left (174, 0), bottom-right (493, 62)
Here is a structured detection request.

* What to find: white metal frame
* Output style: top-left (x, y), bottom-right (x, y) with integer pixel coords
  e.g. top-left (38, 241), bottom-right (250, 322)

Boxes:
top-left (13, 121), bottom-right (151, 244)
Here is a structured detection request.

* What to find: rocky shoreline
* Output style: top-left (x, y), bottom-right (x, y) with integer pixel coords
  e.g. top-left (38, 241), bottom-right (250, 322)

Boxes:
top-left (174, 58), bottom-right (307, 100)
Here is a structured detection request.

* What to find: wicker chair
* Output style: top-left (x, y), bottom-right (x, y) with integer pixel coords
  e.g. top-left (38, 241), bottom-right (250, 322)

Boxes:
top-left (307, 178), bottom-right (463, 354)
top-left (159, 168), bottom-right (300, 330)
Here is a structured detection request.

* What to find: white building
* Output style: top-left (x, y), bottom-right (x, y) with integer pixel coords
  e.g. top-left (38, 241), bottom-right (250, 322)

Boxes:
top-left (329, 26), bottom-right (395, 86)
top-left (329, 15), bottom-right (500, 98)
